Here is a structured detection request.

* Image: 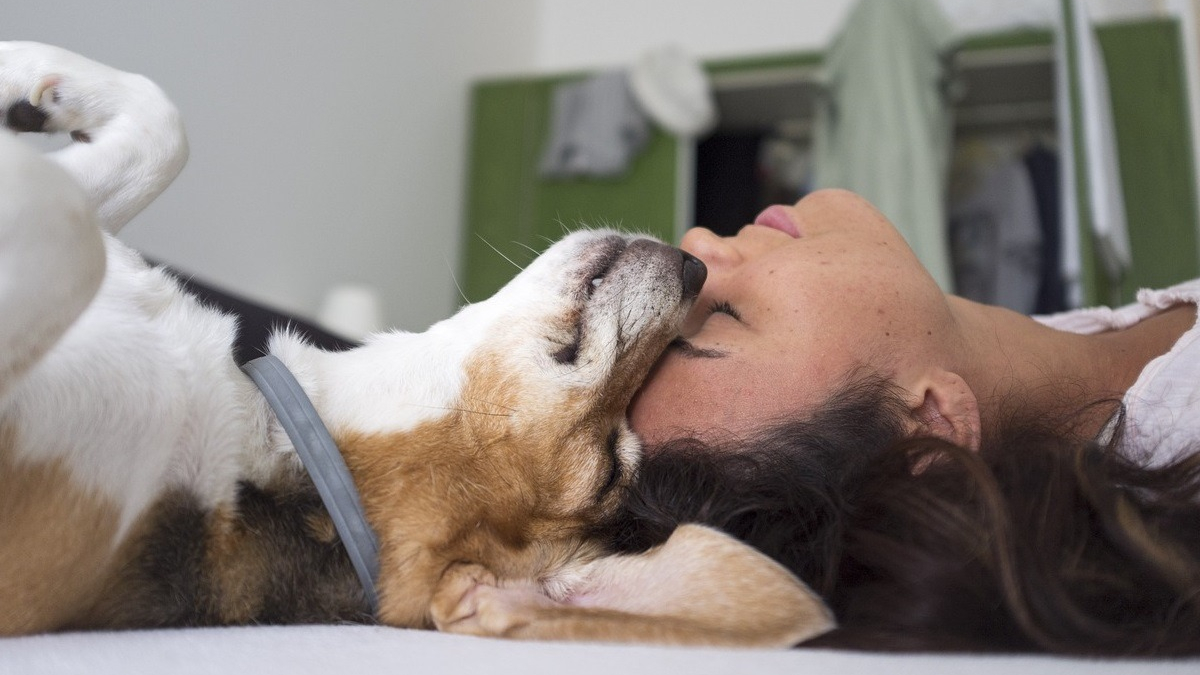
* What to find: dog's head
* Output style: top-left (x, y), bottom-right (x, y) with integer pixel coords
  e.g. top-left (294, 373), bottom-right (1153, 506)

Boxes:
top-left (438, 231), bottom-right (706, 527)
top-left (328, 231), bottom-right (701, 617)
top-left (322, 229), bottom-right (830, 646)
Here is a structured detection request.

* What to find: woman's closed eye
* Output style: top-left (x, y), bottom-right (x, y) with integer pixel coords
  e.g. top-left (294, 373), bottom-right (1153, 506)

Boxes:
top-left (709, 300), bottom-right (744, 323)
top-left (667, 300), bottom-right (742, 360)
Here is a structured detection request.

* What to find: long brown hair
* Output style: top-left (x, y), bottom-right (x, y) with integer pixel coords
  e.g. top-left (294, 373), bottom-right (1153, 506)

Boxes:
top-left (611, 374), bottom-right (1200, 655)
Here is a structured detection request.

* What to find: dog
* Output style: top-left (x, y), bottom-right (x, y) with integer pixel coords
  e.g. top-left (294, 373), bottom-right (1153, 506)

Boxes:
top-left (0, 42), bottom-right (833, 646)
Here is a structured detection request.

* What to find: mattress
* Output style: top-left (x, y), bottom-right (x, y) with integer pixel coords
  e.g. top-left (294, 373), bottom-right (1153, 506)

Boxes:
top-left (3, 624), bottom-right (1197, 675)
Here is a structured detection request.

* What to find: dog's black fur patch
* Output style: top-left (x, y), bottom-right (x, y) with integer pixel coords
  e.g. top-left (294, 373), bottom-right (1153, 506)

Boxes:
top-left (74, 476), bottom-right (373, 628)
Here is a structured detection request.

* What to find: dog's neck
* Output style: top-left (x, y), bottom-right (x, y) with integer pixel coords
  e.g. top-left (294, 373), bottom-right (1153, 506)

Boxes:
top-left (262, 323), bottom-right (489, 455)
top-left (256, 333), bottom-right (330, 457)
top-left (242, 352), bottom-right (381, 614)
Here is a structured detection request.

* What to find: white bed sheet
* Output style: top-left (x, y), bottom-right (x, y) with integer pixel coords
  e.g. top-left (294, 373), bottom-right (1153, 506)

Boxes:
top-left (3, 625), bottom-right (1198, 675)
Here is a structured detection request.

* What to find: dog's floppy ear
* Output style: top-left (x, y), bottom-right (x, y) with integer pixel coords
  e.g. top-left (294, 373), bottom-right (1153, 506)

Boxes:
top-left (429, 524), bottom-right (835, 647)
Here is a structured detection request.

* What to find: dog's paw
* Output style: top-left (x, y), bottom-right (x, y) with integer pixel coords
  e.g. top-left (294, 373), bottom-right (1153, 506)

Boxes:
top-left (429, 563), bottom-right (498, 630)
top-left (5, 75), bottom-right (61, 133)
top-left (457, 582), bottom-right (560, 637)
top-left (430, 563), bottom-right (556, 637)
top-left (0, 42), bottom-right (127, 138)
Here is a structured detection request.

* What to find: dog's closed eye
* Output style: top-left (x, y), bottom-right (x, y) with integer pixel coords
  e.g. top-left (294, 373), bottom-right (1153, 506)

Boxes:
top-left (597, 428), bottom-right (622, 497)
top-left (552, 328), bottom-right (581, 365)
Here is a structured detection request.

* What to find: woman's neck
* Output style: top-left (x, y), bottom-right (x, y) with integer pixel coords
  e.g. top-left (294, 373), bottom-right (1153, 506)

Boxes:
top-left (948, 296), bottom-right (1196, 436)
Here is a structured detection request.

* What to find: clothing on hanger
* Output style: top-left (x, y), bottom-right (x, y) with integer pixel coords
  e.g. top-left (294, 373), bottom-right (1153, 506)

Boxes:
top-left (812, 0), bottom-right (959, 291)
top-left (949, 142), bottom-right (1044, 313)
top-left (539, 71), bottom-right (650, 178)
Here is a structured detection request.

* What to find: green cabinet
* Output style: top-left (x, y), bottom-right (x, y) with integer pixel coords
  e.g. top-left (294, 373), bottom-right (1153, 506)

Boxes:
top-left (1095, 19), bottom-right (1199, 302)
top-left (462, 19), bottom-right (1198, 307)
top-left (461, 77), bottom-right (678, 303)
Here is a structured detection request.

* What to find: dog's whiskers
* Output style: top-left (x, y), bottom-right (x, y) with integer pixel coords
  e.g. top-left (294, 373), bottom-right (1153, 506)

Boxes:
top-left (443, 254), bottom-right (470, 305)
top-left (461, 396), bottom-right (517, 412)
top-left (476, 234), bottom-right (524, 271)
top-left (551, 216), bottom-right (569, 238)
top-left (511, 240), bottom-right (542, 259)
top-left (404, 404), bottom-right (513, 418)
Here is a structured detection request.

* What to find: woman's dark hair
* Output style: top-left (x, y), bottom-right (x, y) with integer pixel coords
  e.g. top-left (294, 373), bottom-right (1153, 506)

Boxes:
top-left (611, 372), bottom-right (1200, 655)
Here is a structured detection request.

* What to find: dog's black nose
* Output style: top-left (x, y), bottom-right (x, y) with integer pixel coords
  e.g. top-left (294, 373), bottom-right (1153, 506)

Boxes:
top-left (680, 251), bottom-right (706, 300)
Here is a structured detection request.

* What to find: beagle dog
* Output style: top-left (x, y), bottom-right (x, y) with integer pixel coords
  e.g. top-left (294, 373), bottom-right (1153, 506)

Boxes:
top-left (0, 42), bottom-right (833, 646)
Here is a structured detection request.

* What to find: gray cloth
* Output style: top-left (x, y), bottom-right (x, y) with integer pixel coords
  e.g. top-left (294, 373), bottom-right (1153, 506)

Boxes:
top-left (949, 157), bottom-right (1043, 313)
top-left (812, 0), bottom-right (958, 290)
top-left (539, 71), bottom-right (650, 178)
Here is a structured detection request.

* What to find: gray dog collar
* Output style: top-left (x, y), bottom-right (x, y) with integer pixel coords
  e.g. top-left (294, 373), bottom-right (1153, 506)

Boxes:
top-left (242, 355), bottom-right (381, 615)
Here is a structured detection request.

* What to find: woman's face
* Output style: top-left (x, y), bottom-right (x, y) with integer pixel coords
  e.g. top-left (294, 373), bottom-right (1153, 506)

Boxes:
top-left (628, 189), bottom-right (953, 445)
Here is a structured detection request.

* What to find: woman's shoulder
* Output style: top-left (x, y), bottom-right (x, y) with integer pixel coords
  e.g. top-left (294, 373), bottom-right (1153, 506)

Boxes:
top-left (1033, 277), bottom-right (1200, 335)
top-left (1114, 278), bottom-right (1200, 466)
top-left (1135, 277), bottom-right (1200, 313)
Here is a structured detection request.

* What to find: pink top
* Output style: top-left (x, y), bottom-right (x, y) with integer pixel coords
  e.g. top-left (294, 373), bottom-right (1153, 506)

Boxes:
top-left (1035, 279), bottom-right (1200, 467)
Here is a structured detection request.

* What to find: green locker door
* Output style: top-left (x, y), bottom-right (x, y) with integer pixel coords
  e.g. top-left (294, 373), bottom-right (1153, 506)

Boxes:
top-left (462, 79), bottom-right (541, 305)
top-left (1062, 11), bottom-right (1200, 304)
top-left (1098, 18), bottom-right (1200, 301)
top-left (462, 76), bottom-right (678, 304)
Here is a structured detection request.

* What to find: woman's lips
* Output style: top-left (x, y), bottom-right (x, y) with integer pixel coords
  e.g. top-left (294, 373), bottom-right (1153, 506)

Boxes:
top-left (753, 205), bottom-right (801, 238)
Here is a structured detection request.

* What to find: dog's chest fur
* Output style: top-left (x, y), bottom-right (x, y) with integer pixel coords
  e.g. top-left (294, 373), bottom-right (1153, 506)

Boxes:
top-left (3, 239), bottom-right (272, 527)
top-left (0, 237), bottom-right (371, 630)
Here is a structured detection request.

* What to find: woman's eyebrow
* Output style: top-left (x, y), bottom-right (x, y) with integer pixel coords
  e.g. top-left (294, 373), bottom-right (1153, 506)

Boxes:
top-left (669, 337), bottom-right (729, 359)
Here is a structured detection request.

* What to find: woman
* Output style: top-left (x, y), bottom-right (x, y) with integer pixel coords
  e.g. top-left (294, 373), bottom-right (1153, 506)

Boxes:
top-left (616, 189), bottom-right (1200, 655)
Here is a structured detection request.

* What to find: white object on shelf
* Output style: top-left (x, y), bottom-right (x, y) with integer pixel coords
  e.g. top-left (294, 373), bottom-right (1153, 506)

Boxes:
top-left (629, 45), bottom-right (718, 137)
top-left (318, 284), bottom-right (383, 341)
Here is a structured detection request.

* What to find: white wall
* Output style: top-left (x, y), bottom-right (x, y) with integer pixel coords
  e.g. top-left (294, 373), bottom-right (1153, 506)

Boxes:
top-left (7, 1), bottom-right (538, 333)
top-left (9, 1), bottom-right (1192, 335)
top-left (532, 0), bottom-right (857, 72)
top-left (6, 1), bottom-right (855, 335)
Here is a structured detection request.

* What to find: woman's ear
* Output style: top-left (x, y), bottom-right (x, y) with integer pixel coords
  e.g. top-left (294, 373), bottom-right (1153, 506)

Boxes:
top-left (906, 369), bottom-right (981, 451)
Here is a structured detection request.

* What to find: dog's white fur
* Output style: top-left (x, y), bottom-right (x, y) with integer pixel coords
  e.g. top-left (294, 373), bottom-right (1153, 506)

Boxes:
top-left (0, 40), bottom-right (627, 539)
top-left (0, 42), bottom-right (834, 645)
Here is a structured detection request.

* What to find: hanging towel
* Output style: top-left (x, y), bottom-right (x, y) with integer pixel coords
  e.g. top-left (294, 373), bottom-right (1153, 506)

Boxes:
top-left (1067, 0), bottom-right (1131, 284)
top-left (539, 71), bottom-right (650, 178)
top-left (812, 0), bottom-right (959, 290)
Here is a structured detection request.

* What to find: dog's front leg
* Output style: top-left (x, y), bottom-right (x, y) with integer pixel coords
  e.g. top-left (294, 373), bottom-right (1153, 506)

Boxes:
top-left (0, 42), bottom-right (188, 234)
top-left (430, 525), bottom-right (835, 648)
top-left (0, 133), bottom-right (104, 405)
top-left (431, 566), bottom-right (695, 644)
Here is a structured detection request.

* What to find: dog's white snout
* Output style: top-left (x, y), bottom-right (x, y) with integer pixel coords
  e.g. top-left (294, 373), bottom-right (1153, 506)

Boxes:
top-left (617, 238), bottom-right (702, 298)
top-left (579, 235), bottom-right (628, 297)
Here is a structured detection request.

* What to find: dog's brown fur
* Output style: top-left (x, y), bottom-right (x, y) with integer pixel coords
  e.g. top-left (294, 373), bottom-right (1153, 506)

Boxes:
top-left (338, 342), bottom-right (647, 629)
top-left (0, 427), bottom-right (121, 634)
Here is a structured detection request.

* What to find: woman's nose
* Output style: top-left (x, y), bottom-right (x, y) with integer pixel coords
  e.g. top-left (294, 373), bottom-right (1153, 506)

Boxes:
top-left (680, 226), bottom-right (742, 269)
